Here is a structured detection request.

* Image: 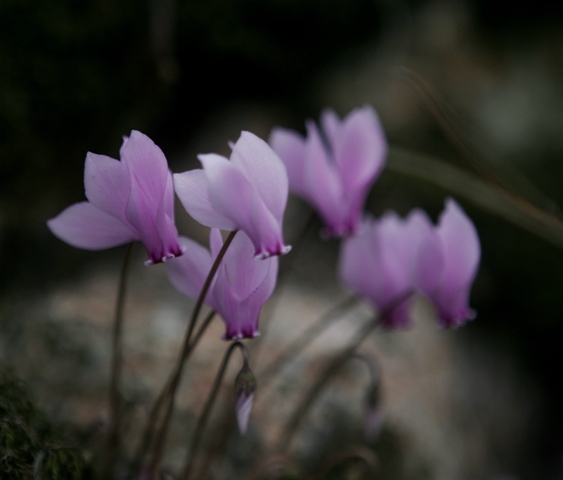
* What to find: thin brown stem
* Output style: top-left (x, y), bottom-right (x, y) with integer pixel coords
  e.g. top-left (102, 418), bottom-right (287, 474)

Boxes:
top-left (146, 230), bottom-right (237, 478)
top-left (180, 341), bottom-right (247, 480)
top-left (128, 310), bottom-right (217, 478)
top-left (278, 316), bottom-right (379, 452)
top-left (103, 242), bottom-right (135, 479)
top-left (258, 294), bottom-right (360, 388)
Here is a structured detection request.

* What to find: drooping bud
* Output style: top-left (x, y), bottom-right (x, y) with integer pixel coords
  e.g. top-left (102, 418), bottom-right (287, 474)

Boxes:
top-left (234, 364), bottom-right (257, 435)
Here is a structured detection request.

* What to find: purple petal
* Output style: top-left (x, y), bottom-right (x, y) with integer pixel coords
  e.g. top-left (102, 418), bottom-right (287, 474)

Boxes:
top-left (47, 202), bottom-right (136, 250)
top-left (209, 228), bottom-right (224, 260)
top-left (200, 154), bottom-right (288, 258)
top-left (269, 127), bottom-right (309, 197)
top-left (84, 153), bottom-right (130, 224)
top-left (437, 199), bottom-right (480, 293)
top-left (433, 199), bottom-right (480, 326)
top-left (236, 392), bottom-right (255, 435)
top-left (213, 236), bottom-right (278, 339)
top-left (302, 121), bottom-right (345, 234)
top-left (230, 131), bottom-right (289, 223)
top-left (409, 210), bottom-right (445, 295)
top-left (339, 214), bottom-right (419, 327)
top-left (319, 108), bottom-right (342, 152)
top-left (156, 172), bottom-right (183, 262)
top-left (120, 131), bottom-right (168, 209)
top-left (174, 169), bottom-right (237, 231)
top-left (220, 232), bottom-right (269, 301)
top-left (166, 236), bottom-right (216, 307)
top-left (118, 131), bottom-right (181, 264)
top-left (332, 106), bottom-right (387, 195)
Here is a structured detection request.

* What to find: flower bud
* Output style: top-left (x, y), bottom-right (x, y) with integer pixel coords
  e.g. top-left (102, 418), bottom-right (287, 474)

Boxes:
top-left (234, 364), bottom-right (257, 435)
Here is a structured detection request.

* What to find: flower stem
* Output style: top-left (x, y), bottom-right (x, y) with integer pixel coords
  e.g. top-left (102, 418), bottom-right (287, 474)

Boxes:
top-left (103, 242), bottom-right (135, 479)
top-left (180, 341), bottom-right (248, 480)
top-left (258, 294), bottom-right (360, 388)
top-left (146, 230), bottom-right (238, 478)
top-left (128, 309), bottom-right (217, 479)
top-left (278, 315), bottom-right (379, 452)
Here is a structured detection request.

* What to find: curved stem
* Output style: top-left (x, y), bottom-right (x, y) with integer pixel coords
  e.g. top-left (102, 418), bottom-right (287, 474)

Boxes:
top-left (278, 316), bottom-right (379, 452)
top-left (258, 295), bottom-right (360, 388)
top-left (180, 341), bottom-right (247, 480)
top-left (128, 310), bottom-right (217, 478)
top-left (103, 242), bottom-right (135, 478)
top-left (146, 230), bottom-right (237, 478)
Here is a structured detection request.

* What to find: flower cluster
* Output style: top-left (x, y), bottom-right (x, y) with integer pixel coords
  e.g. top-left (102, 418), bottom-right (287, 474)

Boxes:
top-left (48, 107), bottom-right (480, 337)
top-left (47, 106), bottom-right (482, 449)
top-left (339, 199), bottom-right (480, 328)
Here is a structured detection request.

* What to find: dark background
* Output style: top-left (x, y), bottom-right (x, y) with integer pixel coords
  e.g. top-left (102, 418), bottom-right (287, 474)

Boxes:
top-left (1, 0), bottom-right (562, 478)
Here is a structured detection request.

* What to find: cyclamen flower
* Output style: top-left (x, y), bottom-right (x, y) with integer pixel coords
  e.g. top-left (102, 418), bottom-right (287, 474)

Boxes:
top-left (339, 209), bottom-right (431, 328)
top-left (270, 106), bottom-right (387, 237)
top-left (339, 199), bottom-right (480, 328)
top-left (166, 229), bottom-right (278, 339)
top-left (47, 131), bottom-right (182, 265)
top-left (411, 199), bottom-right (481, 327)
top-left (174, 132), bottom-right (291, 260)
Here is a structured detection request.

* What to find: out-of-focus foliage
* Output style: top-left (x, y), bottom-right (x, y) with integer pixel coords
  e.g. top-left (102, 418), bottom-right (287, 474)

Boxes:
top-left (0, 372), bottom-right (91, 479)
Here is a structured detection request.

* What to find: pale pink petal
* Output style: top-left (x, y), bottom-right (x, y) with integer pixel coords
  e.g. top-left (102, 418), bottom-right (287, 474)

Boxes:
top-left (437, 199), bottom-right (480, 293)
top-left (333, 106), bottom-right (387, 195)
top-left (221, 232), bottom-right (269, 301)
top-left (174, 169), bottom-right (237, 231)
top-left (339, 214), bottom-right (417, 327)
top-left (156, 172), bottom-right (183, 262)
top-left (213, 276), bottom-right (242, 339)
top-left (213, 236), bottom-right (278, 339)
top-left (409, 210), bottom-right (445, 295)
top-left (433, 199), bottom-right (480, 326)
top-left (120, 131), bottom-right (168, 210)
top-left (47, 202), bottom-right (136, 250)
top-left (269, 127), bottom-right (309, 197)
top-left (303, 121), bottom-right (345, 234)
top-left (236, 392), bottom-right (255, 435)
top-left (209, 228), bottom-right (224, 260)
top-left (84, 153), bottom-right (131, 224)
top-left (230, 131), bottom-right (288, 223)
top-left (201, 154), bottom-right (288, 258)
top-left (215, 259), bottom-right (277, 339)
top-left (319, 108), bottom-right (342, 152)
top-left (166, 236), bottom-right (216, 306)
top-left (125, 184), bottom-right (166, 264)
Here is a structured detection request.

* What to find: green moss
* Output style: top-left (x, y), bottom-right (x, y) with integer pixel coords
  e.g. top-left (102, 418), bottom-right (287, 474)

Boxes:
top-left (0, 372), bottom-right (91, 479)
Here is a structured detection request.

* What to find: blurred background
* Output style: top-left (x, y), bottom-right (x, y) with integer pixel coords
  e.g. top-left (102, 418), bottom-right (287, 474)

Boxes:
top-left (1, 0), bottom-right (563, 478)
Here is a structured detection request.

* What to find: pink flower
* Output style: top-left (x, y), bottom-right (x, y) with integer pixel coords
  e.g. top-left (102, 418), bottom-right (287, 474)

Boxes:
top-left (411, 199), bottom-right (481, 327)
top-left (47, 131), bottom-right (182, 265)
top-left (166, 230), bottom-right (278, 339)
top-left (339, 199), bottom-right (480, 328)
top-left (270, 106), bottom-right (387, 237)
top-left (339, 210), bottom-right (431, 328)
top-left (174, 132), bottom-right (291, 260)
